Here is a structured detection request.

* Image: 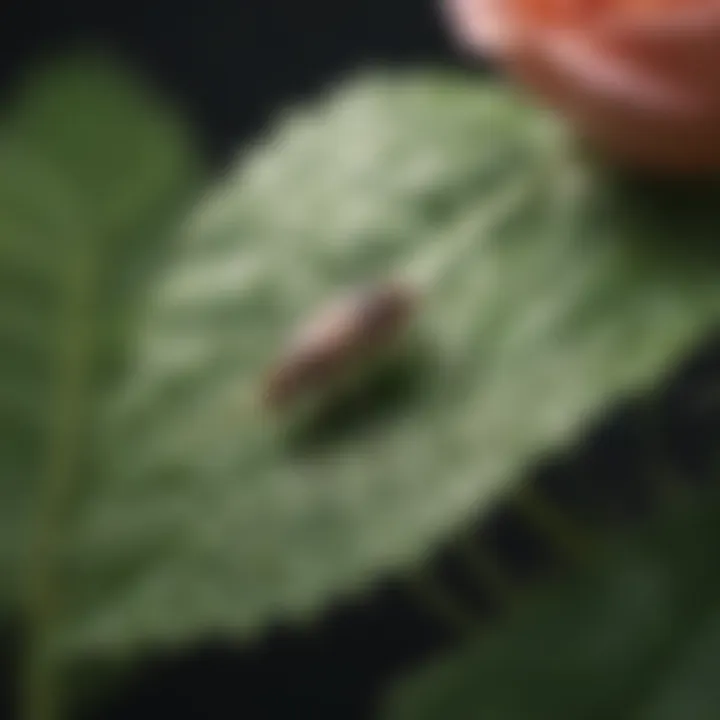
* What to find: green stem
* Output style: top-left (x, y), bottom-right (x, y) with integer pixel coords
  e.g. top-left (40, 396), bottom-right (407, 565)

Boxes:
top-left (455, 537), bottom-right (516, 609)
top-left (23, 210), bottom-right (96, 720)
top-left (511, 484), bottom-right (593, 567)
top-left (407, 566), bottom-right (481, 637)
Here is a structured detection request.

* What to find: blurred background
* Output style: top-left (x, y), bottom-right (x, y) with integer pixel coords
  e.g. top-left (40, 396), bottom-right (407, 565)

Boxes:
top-left (2, 2), bottom-right (719, 719)
top-left (0, 0), bottom-right (469, 166)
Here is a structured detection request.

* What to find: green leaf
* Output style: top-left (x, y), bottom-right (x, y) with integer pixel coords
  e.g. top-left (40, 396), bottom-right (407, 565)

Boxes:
top-left (0, 48), bottom-right (203, 713)
top-left (60, 71), bottom-right (720, 659)
top-left (385, 494), bottom-right (720, 720)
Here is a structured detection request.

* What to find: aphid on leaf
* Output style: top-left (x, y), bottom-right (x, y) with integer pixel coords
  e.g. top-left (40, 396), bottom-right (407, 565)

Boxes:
top-left (263, 279), bottom-right (418, 411)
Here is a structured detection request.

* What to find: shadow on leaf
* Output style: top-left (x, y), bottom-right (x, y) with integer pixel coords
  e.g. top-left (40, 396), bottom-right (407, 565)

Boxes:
top-left (282, 344), bottom-right (439, 454)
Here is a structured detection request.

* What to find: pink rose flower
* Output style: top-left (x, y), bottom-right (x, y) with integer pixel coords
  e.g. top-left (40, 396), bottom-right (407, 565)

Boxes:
top-left (445, 0), bottom-right (720, 174)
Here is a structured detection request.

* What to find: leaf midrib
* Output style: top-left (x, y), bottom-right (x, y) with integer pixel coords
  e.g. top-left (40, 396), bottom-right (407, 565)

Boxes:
top-left (21, 146), bottom-right (100, 720)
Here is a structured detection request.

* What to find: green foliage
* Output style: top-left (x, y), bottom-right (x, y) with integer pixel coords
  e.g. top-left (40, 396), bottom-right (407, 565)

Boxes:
top-left (386, 494), bottom-right (720, 720)
top-left (0, 50), bottom-right (203, 716)
top-left (3, 52), bottom-right (720, 720)
top-left (57, 71), bottom-right (720, 666)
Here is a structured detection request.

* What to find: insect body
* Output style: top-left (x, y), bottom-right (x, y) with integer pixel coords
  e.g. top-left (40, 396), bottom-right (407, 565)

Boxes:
top-left (263, 280), bottom-right (418, 411)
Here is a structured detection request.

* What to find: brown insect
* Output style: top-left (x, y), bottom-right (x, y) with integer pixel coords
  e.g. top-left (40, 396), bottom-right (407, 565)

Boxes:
top-left (262, 279), bottom-right (418, 410)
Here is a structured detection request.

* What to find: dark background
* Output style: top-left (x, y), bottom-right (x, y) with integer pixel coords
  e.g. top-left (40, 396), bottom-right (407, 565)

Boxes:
top-left (2, 2), bottom-right (718, 719)
top-left (0, 0), bottom-right (468, 165)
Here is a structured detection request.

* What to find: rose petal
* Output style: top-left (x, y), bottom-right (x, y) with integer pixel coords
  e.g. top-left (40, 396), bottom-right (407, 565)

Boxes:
top-left (513, 31), bottom-right (709, 123)
top-left (444, 0), bottom-right (720, 172)
top-left (603, 6), bottom-right (720, 102)
top-left (444, 0), bottom-right (516, 57)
